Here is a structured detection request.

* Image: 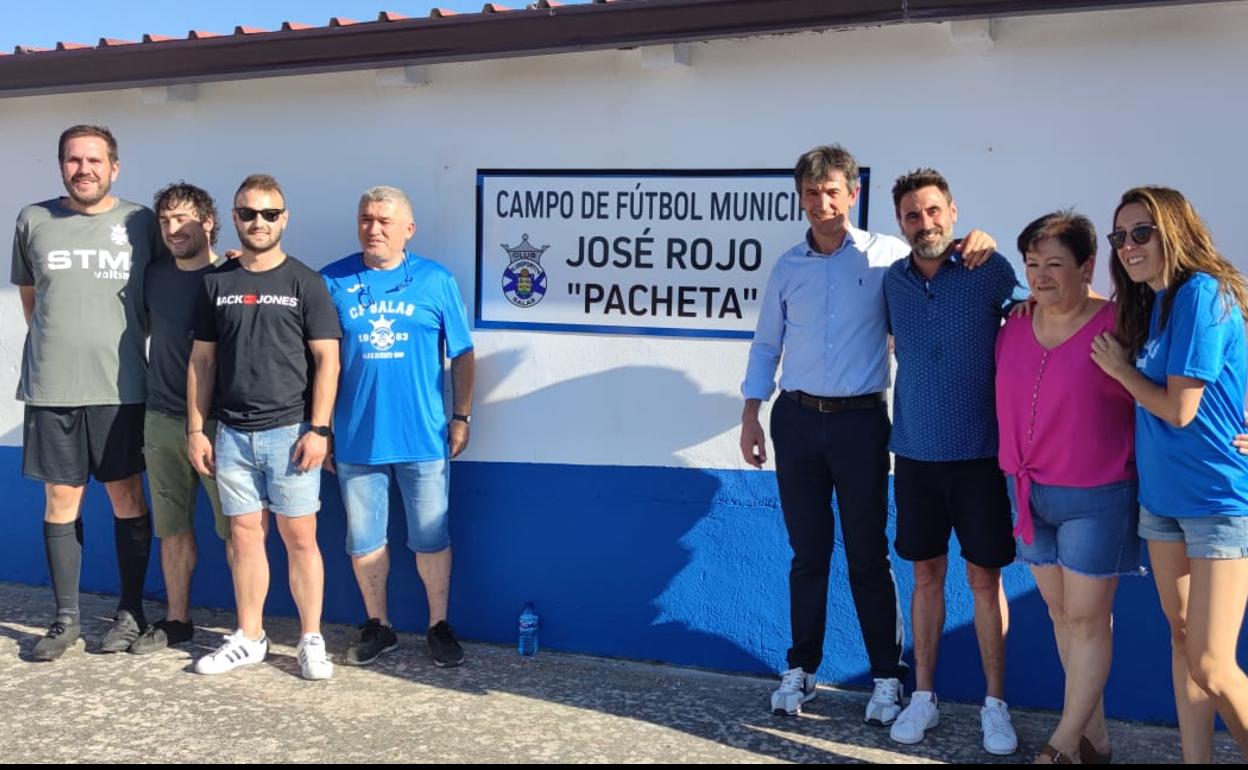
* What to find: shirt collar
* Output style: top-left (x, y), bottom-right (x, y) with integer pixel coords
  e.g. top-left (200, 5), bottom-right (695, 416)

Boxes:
top-left (904, 243), bottom-right (962, 276)
top-left (804, 224), bottom-right (871, 257)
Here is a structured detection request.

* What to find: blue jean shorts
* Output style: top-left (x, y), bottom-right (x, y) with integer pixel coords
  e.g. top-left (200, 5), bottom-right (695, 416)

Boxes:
top-left (1006, 477), bottom-right (1141, 577)
top-left (214, 423), bottom-right (322, 518)
top-left (337, 459), bottom-right (450, 555)
top-left (1138, 505), bottom-right (1248, 559)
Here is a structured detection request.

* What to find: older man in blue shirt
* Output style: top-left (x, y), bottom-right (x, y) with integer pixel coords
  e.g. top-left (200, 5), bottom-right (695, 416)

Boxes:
top-left (882, 168), bottom-right (1019, 755)
top-left (740, 146), bottom-right (996, 725)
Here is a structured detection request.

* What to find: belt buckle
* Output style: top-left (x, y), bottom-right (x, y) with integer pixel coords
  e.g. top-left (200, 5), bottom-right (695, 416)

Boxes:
top-left (818, 398), bottom-right (834, 413)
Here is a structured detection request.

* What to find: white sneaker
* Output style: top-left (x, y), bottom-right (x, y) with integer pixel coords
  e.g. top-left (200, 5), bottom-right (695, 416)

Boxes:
top-left (297, 632), bottom-right (334, 680)
top-left (865, 677), bottom-right (904, 725)
top-left (194, 629), bottom-right (268, 675)
top-left (889, 690), bottom-right (939, 744)
top-left (770, 667), bottom-right (817, 715)
top-left (980, 696), bottom-right (1018, 756)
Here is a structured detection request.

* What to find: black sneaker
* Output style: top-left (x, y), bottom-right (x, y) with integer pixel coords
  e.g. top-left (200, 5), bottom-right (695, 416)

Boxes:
top-left (32, 619), bottom-right (80, 661)
top-left (99, 609), bottom-right (145, 653)
top-left (427, 621), bottom-right (464, 668)
top-left (345, 618), bottom-right (398, 666)
top-left (128, 618), bottom-right (194, 655)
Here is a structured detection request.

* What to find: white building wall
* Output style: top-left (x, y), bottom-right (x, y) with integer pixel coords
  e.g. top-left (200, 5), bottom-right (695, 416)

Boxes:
top-left (2, 1), bottom-right (1246, 468)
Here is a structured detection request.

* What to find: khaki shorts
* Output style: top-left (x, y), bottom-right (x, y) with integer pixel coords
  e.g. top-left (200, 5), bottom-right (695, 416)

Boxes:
top-left (144, 410), bottom-right (228, 541)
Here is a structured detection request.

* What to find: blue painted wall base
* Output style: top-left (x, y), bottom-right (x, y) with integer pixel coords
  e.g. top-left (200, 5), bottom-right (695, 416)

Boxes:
top-left (0, 448), bottom-right (1212, 723)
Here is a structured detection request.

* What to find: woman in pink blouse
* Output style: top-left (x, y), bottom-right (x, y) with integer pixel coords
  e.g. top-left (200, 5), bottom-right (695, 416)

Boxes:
top-left (995, 211), bottom-right (1139, 764)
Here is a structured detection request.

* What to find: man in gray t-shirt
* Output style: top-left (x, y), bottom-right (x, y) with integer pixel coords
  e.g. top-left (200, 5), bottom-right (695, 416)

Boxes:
top-left (10, 125), bottom-right (159, 661)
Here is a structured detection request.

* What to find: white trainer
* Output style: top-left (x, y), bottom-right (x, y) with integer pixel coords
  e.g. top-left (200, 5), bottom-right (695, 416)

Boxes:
top-left (194, 629), bottom-right (268, 675)
top-left (770, 667), bottom-right (817, 715)
top-left (865, 677), bottom-right (904, 726)
top-left (889, 690), bottom-right (940, 745)
top-left (297, 632), bottom-right (334, 681)
top-left (980, 696), bottom-right (1018, 756)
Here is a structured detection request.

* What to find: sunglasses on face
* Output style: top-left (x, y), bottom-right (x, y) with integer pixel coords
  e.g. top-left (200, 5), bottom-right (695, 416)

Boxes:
top-left (1107, 224), bottom-right (1159, 250)
top-left (233, 207), bottom-right (284, 223)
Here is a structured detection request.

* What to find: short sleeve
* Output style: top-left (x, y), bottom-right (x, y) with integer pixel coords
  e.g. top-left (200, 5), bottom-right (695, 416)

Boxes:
top-left (301, 270), bottom-right (343, 341)
top-left (440, 272), bottom-right (474, 358)
top-left (1166, 276), bottom-right (1231, 383)
top-left (193, 281), bottom-right (218, 342)
top-left (11, 216), bottom-right (34, 286)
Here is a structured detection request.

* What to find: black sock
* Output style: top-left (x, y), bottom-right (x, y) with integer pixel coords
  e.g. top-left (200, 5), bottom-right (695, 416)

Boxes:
top-left (44, 520), bottom-right (82, 625)
top-left (114, 515), bottom-right (152, 623)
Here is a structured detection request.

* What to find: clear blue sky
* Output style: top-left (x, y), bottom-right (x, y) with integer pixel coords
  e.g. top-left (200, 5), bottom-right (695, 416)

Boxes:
top-left (3, 1), bottom-right (588, 51)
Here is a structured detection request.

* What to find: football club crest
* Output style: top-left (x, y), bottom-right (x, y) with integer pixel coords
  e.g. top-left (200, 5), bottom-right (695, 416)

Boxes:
top-left (501, 234), bottom-right (549, 308)
top-left (110, 223), bottom-right (130, 246)
top-left (368, 315), bottom-right (397, 351)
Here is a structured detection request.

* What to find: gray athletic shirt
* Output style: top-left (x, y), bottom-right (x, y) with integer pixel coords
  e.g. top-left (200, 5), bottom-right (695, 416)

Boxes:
top-left (11, 198), bottom-right (157, 406)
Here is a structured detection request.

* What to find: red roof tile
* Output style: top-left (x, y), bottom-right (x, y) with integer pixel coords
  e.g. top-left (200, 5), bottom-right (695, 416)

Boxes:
top-left (378, 11), bottom-right (409, 21)
top-left (429, 8), bottom-right (458, 16)
top-left (329, 17), bottom-right (359, 26)
top-left (187, 30), bottom-right (223, 39)
top-left (141, 33), bottom-right (177, 43)
top-left (281, 21), bottom-right (315, 31)
top-left (98, 38), bottom-right (136, 47)
top-left (234, 26), bottom-right (267, 35)
top-left (55, 42), bottom-right (91, 51)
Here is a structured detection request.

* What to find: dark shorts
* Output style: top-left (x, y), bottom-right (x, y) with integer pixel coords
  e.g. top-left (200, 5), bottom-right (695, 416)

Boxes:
top-left (893, 455), bottom-right (1016, 568)
top-left (22, 404), bottom-right (146, 485)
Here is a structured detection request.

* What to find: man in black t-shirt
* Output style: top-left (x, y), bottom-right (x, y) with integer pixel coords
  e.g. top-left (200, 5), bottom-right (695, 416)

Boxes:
top-left (186, 174), bottom-right (341, 680)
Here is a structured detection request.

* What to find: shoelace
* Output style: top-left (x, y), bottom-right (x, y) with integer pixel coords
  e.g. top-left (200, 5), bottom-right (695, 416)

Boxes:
top-left (872, 678), bottom-right (900, 703)
top-left (983, 703), bottom-right (1011, 733)
top-left (779, 668), bottom-right (807, 691)
top-left (47, 621), bottom-right (67, 637)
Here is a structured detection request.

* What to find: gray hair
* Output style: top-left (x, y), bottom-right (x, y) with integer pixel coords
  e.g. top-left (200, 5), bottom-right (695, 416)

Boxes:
top-left (359, 185), bottom-right (414, 221)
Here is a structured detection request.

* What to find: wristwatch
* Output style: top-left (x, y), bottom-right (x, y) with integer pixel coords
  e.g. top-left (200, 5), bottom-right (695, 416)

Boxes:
top-left (452, 414), bottom-right (472, 424)
top-left (307, 424), bottom-right (332, 437)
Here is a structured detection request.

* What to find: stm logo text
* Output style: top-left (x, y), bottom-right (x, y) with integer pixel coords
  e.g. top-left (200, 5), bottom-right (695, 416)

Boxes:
top-left (47, 249), bottom-right (131, 280)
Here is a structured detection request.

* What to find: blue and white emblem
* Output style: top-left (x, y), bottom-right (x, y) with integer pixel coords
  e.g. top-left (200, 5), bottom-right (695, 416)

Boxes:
top-left (501, 234), bottom-right (549, 309)
top-left (368, 315), bottom-right (397, 351)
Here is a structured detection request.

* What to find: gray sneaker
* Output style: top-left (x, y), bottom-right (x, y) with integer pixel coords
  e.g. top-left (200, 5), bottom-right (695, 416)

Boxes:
top-left (99, 610), bottom-right (144, 653)
top-left (32, 619), bottom-right (80, 661)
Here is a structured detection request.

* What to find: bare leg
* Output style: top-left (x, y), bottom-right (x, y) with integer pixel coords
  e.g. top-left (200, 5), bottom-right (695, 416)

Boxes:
top-left (104, 474), bottom-right (146, 519)
top-left (161, 530), bottom-right (197, 622)
top-left (351, 545), bottom-right (390, 624)
top-left (45, 483), bottom-right (84, 524)
top-left (1150, 539), bottom-right (1215, 763)
top-left (912, 556), bottom-right (947, 693)
top-left (966, 563), bottom-right (1008, 700)
top-left (1186, 557), bottom-right (1248, 757)
top-left (229, 510), bottom-right (270, 640)
top-left (276, 514), bottom-right (324, 636)
top-left (416, 547), bottom-right (452, 626)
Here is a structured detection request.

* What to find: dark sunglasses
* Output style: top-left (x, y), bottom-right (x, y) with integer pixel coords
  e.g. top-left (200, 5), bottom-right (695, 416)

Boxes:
top-left (234, 207), bottom-right (284, 223)
top-left (1107, 224), bottom-right (1158, 250)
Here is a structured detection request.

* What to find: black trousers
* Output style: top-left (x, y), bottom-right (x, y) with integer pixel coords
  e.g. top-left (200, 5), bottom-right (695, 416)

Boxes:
top-left (771, 394), bottom-right (908, 680)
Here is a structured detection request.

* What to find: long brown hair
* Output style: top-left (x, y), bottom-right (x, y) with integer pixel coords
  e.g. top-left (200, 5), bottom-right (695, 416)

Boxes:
top-left (1109, 186), bottom-right (1248, 356)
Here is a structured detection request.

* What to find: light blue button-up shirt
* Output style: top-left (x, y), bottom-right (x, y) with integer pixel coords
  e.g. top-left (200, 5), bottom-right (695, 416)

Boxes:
top-left (741, 225), bottom-right (910, 401)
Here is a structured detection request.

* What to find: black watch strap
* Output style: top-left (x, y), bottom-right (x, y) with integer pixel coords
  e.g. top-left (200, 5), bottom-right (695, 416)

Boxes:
top-left (452, 413), bottom-right (472, 424)
top-left (308, 424), bottom-right (332, 437)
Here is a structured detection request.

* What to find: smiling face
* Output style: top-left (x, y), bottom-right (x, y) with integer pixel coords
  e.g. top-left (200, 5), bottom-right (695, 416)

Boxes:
top-left (232, 188), bottom-right (287, 253)
top-left (60, 136), bottom-right (119, 209)
top-left (158, 201), bottom-right (214, 261)
top-left (896, 185), bottom-right (957, 262)
top-left (1113, 201), bottom-right (1165, 290)
top-left (800, 171), bottom-right (859, 245)
top-left (1025, 237), bottom-right (1091, 311)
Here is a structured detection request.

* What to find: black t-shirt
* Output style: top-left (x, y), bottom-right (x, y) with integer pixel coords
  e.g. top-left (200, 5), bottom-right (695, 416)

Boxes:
top-left (146, 258), bottom-right (217, 416)
top-left (193, 256), bottom-right (342, 430)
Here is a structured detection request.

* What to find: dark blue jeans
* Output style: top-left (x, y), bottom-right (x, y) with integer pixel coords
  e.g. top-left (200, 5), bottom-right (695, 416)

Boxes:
top-left (771, 394), bottom-right (908, 680)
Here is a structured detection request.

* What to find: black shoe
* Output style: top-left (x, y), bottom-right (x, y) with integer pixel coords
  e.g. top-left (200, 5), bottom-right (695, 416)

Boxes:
top-left (99, 609), bottom-right (145, 653)
top-left (32, 619), bottom-right (80, 661)
top-left (345, 618), bottom-right (398, 666)
top-left (427, 621), bottom-right (464, 668)
top-left (128, 618), bottom-right (194, 655)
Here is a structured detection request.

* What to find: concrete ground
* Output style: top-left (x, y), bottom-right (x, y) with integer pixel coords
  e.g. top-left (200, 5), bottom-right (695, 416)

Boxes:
top-left (0, 581), bottom-right (1239, 764)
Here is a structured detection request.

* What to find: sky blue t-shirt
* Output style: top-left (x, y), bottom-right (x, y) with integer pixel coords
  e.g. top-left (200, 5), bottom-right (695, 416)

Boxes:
top-left (1135, 272), bottom-right (1248, 518)
top-left (322, 252), bottom-right (474, 465)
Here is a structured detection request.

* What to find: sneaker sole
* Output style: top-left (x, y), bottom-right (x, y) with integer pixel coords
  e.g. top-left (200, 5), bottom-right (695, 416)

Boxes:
top-left (770, 691), bottom-right (816, 716)
top-left (983, 742), bottom-right (1018, 756)
top-left (864, 715), bottom-right (898, 727)
top-left (432, 655), bottom-right (464, 669)
top-left (344, 641), bottom-right (399, 667)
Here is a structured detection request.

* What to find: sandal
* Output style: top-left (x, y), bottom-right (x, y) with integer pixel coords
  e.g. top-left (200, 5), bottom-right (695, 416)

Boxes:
top-left (1036, 744), bottom-right (1074, 764)
top-left (1079, 736), bottom-right (1113, 764)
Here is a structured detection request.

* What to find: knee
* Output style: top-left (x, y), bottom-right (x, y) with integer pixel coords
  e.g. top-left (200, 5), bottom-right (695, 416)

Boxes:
top-left (965, 565), bottom-right (1000, 597)
top-left (913, 560), bottom-right (947, 591)
top-left (1044, 600), bottom-right (1067, 628)
top-left (230, 518), bottom-right (265, 546)
top-left (1062, 607), bottom-right (1110, 638)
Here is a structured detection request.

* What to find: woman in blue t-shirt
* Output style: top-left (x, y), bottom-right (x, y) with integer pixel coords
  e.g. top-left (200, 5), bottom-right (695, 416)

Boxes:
top-left (1090, 186), bottom-right (1248, 762)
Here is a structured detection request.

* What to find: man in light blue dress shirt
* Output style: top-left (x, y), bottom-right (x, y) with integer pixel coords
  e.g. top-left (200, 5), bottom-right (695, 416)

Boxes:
top-left (740, 145), bottom-right (996, 726)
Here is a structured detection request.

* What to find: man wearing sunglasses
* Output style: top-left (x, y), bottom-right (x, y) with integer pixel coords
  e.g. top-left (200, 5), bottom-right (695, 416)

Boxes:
top-left (186, 174), bottom-right (342, 680)
top-left (12, 125), bottom-right (160, 661)
top-left (321, 186), bottom-right (475, 667)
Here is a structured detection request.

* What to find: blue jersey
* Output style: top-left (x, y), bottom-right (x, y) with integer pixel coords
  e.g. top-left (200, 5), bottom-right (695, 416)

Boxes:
top-left (323, 252), bottom-right (474, 464)
top-left (1135, 272), bottom-right (1248, 517)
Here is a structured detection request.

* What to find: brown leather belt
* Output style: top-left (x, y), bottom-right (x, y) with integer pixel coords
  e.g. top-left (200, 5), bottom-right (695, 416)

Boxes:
top-left (784, 390), bottom-right (885, 413)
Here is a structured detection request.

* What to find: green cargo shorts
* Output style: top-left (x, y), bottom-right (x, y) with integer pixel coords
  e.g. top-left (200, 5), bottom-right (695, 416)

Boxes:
top-left (144, 410), bottom-right (229, 541)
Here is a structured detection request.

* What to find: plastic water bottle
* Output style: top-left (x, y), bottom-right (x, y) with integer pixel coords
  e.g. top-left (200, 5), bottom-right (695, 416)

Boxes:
top-left (518, 602), bottom-right (539, 656)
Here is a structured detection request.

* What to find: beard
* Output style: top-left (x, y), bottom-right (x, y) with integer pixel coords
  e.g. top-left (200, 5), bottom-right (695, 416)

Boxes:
top-left (168, 235), bottom-right (206, 260)
top-left (909, 227), bottom-right (953, 261)
top-left (62, 173), bottom-right (112, 208)
top-left (237, 225), bottom-right (283, 253)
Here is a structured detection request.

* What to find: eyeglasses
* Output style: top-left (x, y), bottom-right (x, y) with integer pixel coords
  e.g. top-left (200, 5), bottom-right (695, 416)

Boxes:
top-left (234, 207), bottom-right (285, 223)
top-left (1107, 224), bottom-right (1159, 250)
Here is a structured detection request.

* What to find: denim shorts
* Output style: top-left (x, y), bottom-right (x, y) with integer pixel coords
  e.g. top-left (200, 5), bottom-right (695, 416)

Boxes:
top-left (214, 423), bottom-right (322, 518)
top-left (337, 459), bottom-right (450, 555)
top-left (1138, 505), bottom-right (1248, 560)
top-left (1006, 477), bottom-right (1141, 577)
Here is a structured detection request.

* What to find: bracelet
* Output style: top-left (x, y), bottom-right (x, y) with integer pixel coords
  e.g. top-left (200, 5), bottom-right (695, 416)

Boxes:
top-left (186, 429), bottom-right (204, 436)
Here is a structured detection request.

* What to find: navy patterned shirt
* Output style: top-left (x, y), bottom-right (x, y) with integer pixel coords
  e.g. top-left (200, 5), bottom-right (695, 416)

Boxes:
top-left (884, 251), bottom-right (1020, 462)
